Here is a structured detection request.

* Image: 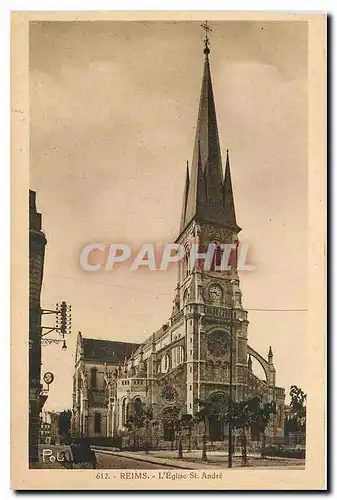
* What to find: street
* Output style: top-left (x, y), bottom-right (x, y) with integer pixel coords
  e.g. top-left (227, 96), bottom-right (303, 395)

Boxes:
top-left (37, 445), bottom-right (304, 470)
top-left (94, 451), bottom-right (176, 469)
top-left (38, 445), bottom-right (178, 469)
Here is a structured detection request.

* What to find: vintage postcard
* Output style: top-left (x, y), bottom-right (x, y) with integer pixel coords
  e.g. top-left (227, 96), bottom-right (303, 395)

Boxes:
top-left (11, 11), bottom-right (326, 490)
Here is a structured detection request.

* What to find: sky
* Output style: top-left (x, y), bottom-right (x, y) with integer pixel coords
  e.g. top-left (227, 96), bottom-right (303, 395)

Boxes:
top-left (29, 20), bottom-right (308, 410)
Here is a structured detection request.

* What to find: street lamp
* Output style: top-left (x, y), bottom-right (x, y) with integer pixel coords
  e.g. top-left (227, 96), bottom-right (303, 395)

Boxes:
top-left (228, 278), bottom-right (237, 469)
top-left (228, 304), bottom-right (234, 468)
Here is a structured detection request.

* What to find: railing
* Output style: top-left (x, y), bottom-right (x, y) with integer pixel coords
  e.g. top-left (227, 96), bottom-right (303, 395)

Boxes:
top-left (204, 306), bottom-right (248, 322)
top-left (117, 378), bottom-right (148, 389)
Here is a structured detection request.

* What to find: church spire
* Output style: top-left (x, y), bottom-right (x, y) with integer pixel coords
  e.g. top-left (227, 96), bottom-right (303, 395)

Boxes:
top-left (178, 24), bottom-right (240, 238)
top-left (179, 161), bottom-right (190, 233)
top-left (223, 149), bottom-right (238, 228)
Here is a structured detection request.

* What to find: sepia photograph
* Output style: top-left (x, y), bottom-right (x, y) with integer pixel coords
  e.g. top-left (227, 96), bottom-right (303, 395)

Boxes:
top-left (11, 11), bottom-right (326, 491)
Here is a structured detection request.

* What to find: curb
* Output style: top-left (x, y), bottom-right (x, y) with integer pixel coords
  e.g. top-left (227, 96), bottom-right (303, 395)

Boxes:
top-left (92, 448), bottom-right (305, 470)
top-left (91, 448), bottom-right (216, 470)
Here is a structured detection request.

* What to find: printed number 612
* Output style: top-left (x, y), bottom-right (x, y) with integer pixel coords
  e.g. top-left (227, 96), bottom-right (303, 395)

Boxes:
top-left (96, 473), bottom-right (110, 480)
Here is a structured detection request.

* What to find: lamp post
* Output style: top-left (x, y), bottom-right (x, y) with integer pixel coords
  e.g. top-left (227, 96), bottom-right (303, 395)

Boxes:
top-left (228, 278), bottom-right (237, 468)
top-left (227, 278), bottom-right (244, 468)
top-left (228, 304), bottom-right (234, 468)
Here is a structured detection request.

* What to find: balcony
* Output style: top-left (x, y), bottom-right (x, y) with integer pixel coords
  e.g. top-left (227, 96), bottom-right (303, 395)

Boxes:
top-left (117, 378), bottom-right (148, 392)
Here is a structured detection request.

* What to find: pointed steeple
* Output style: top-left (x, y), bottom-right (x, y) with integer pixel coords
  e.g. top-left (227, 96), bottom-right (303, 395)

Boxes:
top-left (179, 162), bottom-right (190, 233)
top-left (268, 346), bottom-right (274, 364)
top-left (223, 150), bottom-right (238, 228)
top-left (178, 37), bottom-right (240, 237)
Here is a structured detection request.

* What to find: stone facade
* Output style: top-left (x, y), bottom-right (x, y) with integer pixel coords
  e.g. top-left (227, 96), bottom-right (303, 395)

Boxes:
top-left (71, 335), bottom-right (140, 439)
top-left (71, 43), bottom-right (285, 445)
top-left (29, 190), bottom-right (47, 464)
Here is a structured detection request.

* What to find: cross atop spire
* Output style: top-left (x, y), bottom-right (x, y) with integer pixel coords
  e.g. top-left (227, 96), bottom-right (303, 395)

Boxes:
top-left (200, 21), bottom-right (212, 56)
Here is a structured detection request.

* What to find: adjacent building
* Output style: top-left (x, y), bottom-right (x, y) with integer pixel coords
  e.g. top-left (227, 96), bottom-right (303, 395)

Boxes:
top-left (29, 190), bottom-right (47, 465)
top-left (39, 411), bottom-right (61, 445)
top-left (72, 336), bottom-right (139, 438)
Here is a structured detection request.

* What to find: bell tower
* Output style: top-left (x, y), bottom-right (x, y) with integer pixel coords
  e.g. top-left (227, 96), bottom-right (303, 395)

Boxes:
top-left (176, 24), bottom-right (242, 310)
top-left (174, 23), bottom-right (249, 414)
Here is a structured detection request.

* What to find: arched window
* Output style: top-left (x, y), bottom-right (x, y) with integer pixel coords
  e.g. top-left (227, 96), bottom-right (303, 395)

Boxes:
top-left (161, 354), bottom-right (170, 373)
top-left (235, 292), bottom-right (242, 307)
top-left (225, 290), bottom-right (234, 307)
top-left (184, 243), bottom-right (191, 277)
top-left (209, 241), bottom-right (222, 272)
top-left (208, 391), bottom-right (227, 441)
top-left (206, 360), bottom-right (214, 380)
top-left (224, 363), bottom-right (229, 380)
top-left (215, 360), bottom-right (222, 380)
top-left (121, 398), bottom-right (129, 427)
top-left (94, 412), bottom-right (101, 433)
top-left (179, 346), bottom-right (185, 364)
top-left (133, 397), bottom-right (143, 414)
top-left (229, 243), bottom-right (238, 270)
top-left (91, 368), bottom-right (97, 389)
top-left (171, 346), bottom-right (185, 369)
top-left (171, 348), bottom-right (177, 369)
top-left (162, 408), bottom-right (177, 442)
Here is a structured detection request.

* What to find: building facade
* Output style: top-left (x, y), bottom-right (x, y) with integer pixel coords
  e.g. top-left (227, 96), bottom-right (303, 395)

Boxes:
top-left (71, 335), bottom-right (140, 439)
top-left (72, 41), bottom-right (285, 444)
top-left (29, 190), bottom-right (47, 464)
top-left (39, 411), bottom-right (62, 445)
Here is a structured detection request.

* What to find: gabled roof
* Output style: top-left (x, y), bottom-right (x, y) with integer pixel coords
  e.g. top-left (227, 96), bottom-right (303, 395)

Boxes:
top-left (81, 337), bottom-right (140, 363)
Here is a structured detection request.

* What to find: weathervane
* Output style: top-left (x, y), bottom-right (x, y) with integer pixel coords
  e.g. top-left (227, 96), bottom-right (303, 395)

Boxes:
top-left (201, 21), bottom-right (212, 55)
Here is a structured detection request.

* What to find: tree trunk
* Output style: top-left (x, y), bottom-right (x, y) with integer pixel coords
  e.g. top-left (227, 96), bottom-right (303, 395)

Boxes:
top-left (202, 420), bottom-right (207, 461)
top-left (132, 429), bottom-right (136, 452)
top-left (178, 436), bottom-right (183, 458)
top-left (241, 429), bottom-right (248, 467)
top-left (170, 426), bottom-right (175, 451)
top-left (145, 423), bottom-right (149, 454)
top-left (188, 427), bottom-right (192, 452)
top-left (261, 431), bottom-right (266, 459)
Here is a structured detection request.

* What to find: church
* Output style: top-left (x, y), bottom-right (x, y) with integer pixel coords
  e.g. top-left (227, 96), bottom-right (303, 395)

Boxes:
top-left (71, 33), bottom-right (285, 445)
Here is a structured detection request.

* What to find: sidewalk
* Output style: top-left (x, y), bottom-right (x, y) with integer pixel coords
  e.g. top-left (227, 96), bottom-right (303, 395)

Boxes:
top-left (92, 448), bottom-right (305, 470)
top-left (92, 447), bottom-right (220, 469)
top-left (37, 460), bottom-right (65, 469)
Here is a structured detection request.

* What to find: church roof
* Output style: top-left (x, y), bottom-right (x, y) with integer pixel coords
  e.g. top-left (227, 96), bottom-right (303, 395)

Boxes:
top-left (178, 42), bottom-right (240, 237)
top-left (81, 337), bottom-right (140, 363)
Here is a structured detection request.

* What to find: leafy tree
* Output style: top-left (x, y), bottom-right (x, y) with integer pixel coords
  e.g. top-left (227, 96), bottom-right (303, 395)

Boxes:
top-left (284, 386), bottom-right (307, 437)
top-left (229, 396), bottom-right (277, 466)
top-left (289, 385), bottom-right (307, 432)
top-left (174, 417), bottom-right (184, 459)
top-left (249, 397), bottom-right (277, 458)
top-left (125, 414), bottom-right (139, 451)
top-left (143, 405), bottom-right (154, 453)
top-left (164, 406), bottom-right (180, 451)
top-left (230, 400), bottom-right (252, 466)
top-left (126, 401), bottom-right (153, 451)
top-left (181, 413), bottom-right (195, 452)
top-left (195, 399), bottom-right (218, 461)
top-left (174, 414), bottom-right (195, 459)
